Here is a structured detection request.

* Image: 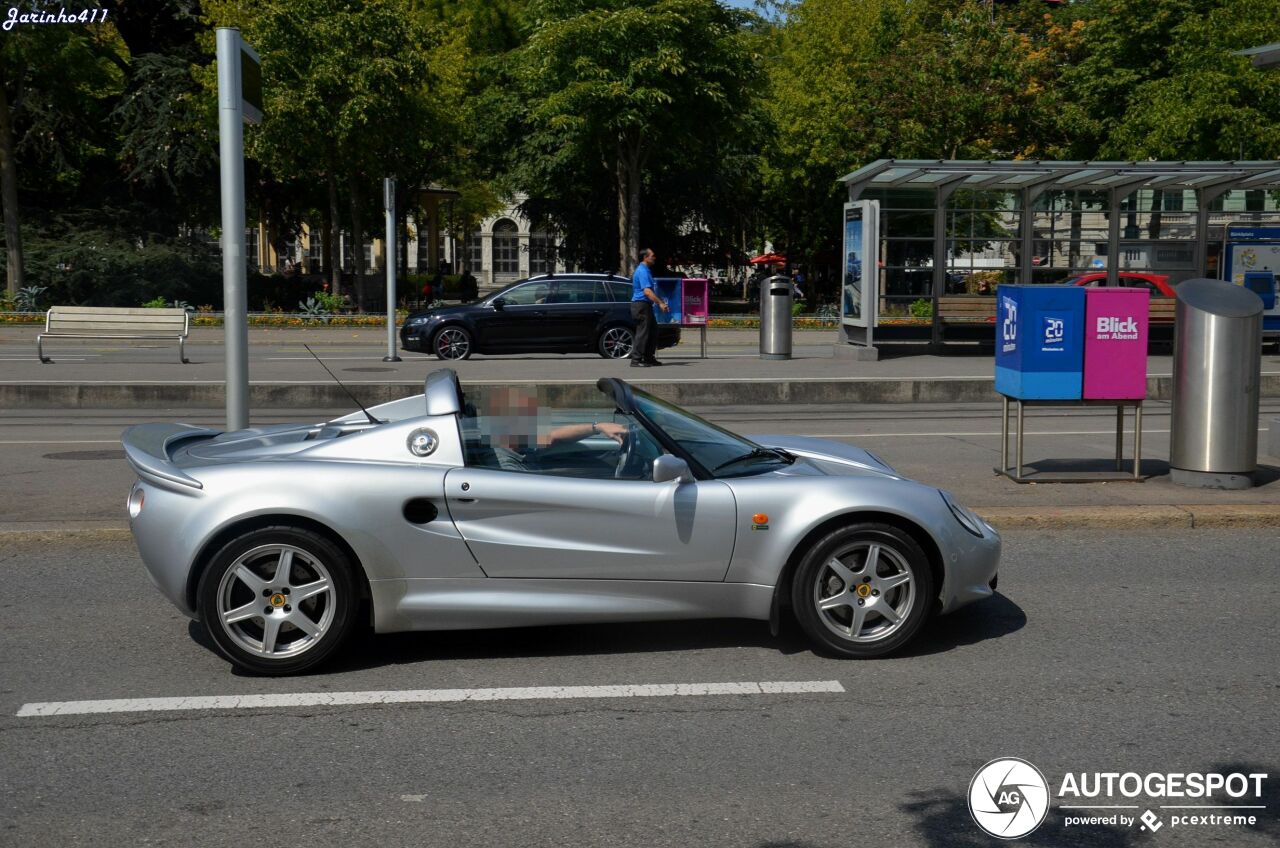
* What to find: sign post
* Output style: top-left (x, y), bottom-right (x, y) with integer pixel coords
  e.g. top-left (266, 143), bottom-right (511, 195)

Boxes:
top-left (383, 177), bottom-right (401, 362)
top-left (215, 28), bottom-right (260, 432)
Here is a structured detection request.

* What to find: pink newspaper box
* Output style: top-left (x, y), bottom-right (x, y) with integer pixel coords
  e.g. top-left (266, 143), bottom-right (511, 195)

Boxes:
top-left (1083, 288), bottom-right (1149, 399)
top-left (681, 277), bottom-right (709, 325)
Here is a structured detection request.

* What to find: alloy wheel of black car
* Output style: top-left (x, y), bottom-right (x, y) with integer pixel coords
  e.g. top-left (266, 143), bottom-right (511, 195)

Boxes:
top-left (598, 325), bottom-right (634, 359)
top-left (434, 326), bottom-right (473, 360)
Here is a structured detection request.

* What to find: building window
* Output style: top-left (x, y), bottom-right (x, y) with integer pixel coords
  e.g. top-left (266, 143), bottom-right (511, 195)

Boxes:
top-left (530, 232), bottom-right (556, 275)
top-left (308, 231), bottom-right (323, 268)
top-left (245, 227), bottom-right (260, 272)
top-left (493, 219), bottom-right (519, 277)
top-left (467, 232), bottom-right (483, 271)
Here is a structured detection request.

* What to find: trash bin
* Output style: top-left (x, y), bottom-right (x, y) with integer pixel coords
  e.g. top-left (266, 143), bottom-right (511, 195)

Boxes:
top-left (759, 275), bottom-right (794, 360)
top-left (1169, 278), bottom-right (1263, 489)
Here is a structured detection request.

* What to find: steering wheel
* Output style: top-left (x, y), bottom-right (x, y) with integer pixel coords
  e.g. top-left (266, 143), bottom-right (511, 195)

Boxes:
top-left (614, 421), bottom-right (640, 479)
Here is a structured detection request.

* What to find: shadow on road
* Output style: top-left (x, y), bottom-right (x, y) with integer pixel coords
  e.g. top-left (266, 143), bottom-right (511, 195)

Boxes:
top-left (196, 590), bottom-right (1025, 676)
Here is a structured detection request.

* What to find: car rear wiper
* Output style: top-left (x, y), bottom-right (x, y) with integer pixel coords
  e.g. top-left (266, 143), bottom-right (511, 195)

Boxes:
top-left (712, 446), bottom-right (794, 473)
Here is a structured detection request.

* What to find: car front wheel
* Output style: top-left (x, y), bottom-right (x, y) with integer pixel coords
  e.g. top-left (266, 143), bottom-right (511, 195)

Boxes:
top-left (197, 526), bottom-right (359, 675)
top-left (598, 325), bottom-right (634, 359)
top-left (434, 325), bottom-right (473, 360)
top-left (791, 523), bottom-right (934, 658)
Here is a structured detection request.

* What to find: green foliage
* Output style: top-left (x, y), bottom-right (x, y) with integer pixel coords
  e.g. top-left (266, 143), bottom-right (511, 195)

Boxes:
top-left (297, 296), bottom-right (333, 323)
top-left (505, 0), bottom-right (767, 269)
top-left (141, 296), bottom-right (169, 308)
top-left (23, 209), bottom-right (221, 307)
top-left (14, 285), bottom-right (48, 312)
top-left (909, 298), bottom-right (933, 319)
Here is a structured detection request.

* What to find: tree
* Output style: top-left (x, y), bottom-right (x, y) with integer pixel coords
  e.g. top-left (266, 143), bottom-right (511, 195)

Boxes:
top-left (759, 0), bottom-right (1065, 295)
top-left (204, 0), bottom-right (452, 302)
top-left (511, 0), bottom-right (763, 273)
top-left (0, 22), bottom-right (123, 295)
top-left (1085, 0), bottom-right (1280, 159)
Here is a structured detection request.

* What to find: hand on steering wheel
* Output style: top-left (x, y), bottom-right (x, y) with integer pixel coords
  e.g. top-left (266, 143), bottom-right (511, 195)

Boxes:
top-left (614, 421), bottom-right (639, 479)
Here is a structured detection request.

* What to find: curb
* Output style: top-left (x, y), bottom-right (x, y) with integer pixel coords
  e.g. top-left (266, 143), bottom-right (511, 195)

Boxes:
top-left (974, 504), bottom-right (1280, 530)
top-left (6, 374), bottom-right (1280, 409)
top-left (3, 505), bottom-right (1278, 542)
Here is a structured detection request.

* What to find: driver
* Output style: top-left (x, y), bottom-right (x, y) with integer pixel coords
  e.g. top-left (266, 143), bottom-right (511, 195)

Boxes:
top-left (470, 386), bottom-right (627, 473)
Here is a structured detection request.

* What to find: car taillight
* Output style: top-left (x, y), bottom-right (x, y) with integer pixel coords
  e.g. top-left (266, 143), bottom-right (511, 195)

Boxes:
top-left (128, 486), bottom-right (145, 519)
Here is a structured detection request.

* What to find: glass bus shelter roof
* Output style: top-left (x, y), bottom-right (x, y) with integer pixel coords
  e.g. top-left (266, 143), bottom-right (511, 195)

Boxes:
top-left (839, 159), bottom-right (1280, 195)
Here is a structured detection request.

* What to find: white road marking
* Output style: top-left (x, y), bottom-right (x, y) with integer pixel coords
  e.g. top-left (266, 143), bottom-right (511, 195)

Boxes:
top-left (15, 680), bottom-right (845, 717)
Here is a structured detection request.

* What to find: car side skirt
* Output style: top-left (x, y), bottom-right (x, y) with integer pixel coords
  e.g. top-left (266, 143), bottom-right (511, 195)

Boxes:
top-left (369, 578), bottom-right (774, 633)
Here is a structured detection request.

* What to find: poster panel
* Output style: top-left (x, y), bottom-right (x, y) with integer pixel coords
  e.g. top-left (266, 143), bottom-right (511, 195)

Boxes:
top-left (841, 201), bottom-right (878, 334)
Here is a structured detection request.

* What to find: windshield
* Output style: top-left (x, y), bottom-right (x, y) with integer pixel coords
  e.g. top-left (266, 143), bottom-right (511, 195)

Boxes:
top-left (629, 386), bottom-right (792, 477)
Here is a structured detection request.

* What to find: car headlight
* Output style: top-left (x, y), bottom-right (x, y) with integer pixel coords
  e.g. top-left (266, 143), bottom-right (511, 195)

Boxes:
top-left (940, 490), bottom-right (985, 537)
top-left (405, 314), bottom-right (431, 327)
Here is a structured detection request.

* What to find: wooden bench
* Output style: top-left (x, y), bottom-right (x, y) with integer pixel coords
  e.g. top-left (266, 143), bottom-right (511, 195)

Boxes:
top-left (937, 296), bottom-right (997, 323)
top-left (938, 295), bottom-right (1178, 324)
top-left (38, 306), bottom-right (190, 363)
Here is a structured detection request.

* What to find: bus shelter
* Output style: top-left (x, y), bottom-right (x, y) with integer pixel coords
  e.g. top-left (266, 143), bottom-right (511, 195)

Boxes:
top-left (835, 159), bottom-right (1280, 353)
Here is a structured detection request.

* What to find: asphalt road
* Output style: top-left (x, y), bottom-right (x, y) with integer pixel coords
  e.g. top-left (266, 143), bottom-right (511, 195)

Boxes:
top-left (4, 401), bottom-right (1278, 528)
top-left (1, 530), bottom-right (1276, 847)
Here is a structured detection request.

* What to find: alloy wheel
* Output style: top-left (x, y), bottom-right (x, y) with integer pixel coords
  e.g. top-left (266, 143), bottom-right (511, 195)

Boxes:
top-left (812, 541), bottom-right (915, 643)
top-left (215, 544), bottom-right (336, 658)
top-left (600, 327), bottom-right (634, 359)
top-left (435, 327), bottom-right (471, 360)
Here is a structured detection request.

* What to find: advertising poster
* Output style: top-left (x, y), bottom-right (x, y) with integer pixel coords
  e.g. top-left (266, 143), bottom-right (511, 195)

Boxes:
top-left (841, 200), bottom-right (878, 334)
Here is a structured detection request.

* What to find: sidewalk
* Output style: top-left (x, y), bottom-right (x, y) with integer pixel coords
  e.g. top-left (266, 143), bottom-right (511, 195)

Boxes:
top-left (4, 324), bottom-right (1280, 408)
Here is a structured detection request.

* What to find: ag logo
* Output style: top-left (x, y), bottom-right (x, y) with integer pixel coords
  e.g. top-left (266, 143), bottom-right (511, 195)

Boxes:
top-left (968, 758), bottom-right (1050, 839)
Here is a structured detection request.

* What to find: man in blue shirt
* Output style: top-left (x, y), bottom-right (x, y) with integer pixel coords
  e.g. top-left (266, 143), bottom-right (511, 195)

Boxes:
top-left (630, 248), bottom-right (669, 366)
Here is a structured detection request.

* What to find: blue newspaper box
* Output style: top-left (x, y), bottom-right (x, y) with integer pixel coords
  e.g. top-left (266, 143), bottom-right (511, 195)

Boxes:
top-left (995, 284), bottom-right (1085, 400)
top-left (653, 277), bottom-right (683, 324)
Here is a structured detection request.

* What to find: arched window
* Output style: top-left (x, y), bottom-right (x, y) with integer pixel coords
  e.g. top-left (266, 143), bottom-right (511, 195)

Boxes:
top-left (492, 219), bottom-right (520, 278)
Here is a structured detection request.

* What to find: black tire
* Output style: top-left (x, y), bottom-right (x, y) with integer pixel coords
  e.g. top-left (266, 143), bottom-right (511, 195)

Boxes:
top-left (791, 522), bottom-right (934, 658)
top-left (196, 526), bottom-right (359, 675)
top-left (432, 325), bottom-right (473, 360)
top-left (597, 324), bottom-right (635, 359)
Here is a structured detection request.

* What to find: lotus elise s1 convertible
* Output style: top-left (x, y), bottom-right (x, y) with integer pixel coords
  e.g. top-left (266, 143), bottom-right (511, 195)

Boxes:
top-left (123, 370), bottom-right (1000, 674)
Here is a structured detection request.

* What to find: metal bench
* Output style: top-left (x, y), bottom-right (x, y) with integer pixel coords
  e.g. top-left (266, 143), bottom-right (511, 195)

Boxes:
top-left (37, 306), bottom-right (191, 363)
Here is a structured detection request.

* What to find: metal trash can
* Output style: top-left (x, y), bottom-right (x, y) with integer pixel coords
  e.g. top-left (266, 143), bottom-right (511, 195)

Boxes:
top-left (759, 275), bottom-right (793, 360)
top-left (1169, 278), bottom-right (1263, 489)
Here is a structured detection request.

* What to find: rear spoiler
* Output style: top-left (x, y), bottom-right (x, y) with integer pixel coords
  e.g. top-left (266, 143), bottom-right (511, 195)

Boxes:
top-left (121, 423), bottom-right (219, 490)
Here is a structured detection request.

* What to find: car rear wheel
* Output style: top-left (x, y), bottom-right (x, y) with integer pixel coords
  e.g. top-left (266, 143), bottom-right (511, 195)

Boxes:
top-left (197, 526), bottom-right (358, 675)
top-left (791, 523), bottom-right (934, 658)
top-left (598, 325), bottom-right (634, 359)
top-left (434, 325), bottom-right (473, 360)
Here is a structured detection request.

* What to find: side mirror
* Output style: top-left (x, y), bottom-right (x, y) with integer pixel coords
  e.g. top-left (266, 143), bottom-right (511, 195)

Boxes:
top-left (492, 297), bottom-right (506, 311)
top-left (652, 454), bottom-right (692, 484)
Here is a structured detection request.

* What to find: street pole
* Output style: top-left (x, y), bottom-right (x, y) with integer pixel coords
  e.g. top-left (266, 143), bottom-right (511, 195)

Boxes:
top-left (383, 177), bottom-right (401, 362)
top-left (216, 28), bottom-right (249, 431)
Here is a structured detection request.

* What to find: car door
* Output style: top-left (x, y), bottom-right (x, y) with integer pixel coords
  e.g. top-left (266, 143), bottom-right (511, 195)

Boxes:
top-left (539, 279), bottom-right (609, 348)
top-left (473, 281), bottom-right (549, 350)
top-left (442, 467), bottom-right (737, 581)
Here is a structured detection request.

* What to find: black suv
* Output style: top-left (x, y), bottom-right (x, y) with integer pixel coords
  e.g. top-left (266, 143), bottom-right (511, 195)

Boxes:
top-left (400, 273), bottom-right (681, 360)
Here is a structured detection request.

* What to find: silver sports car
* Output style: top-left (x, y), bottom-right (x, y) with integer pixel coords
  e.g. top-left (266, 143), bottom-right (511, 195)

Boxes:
top-left (123, 370), bottom-right (1000, 675)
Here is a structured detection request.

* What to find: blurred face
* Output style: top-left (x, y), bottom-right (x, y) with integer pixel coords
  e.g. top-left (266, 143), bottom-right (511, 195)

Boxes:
top-left (483, 387), bottom-right (545, 449)
top-left (643, 251), bottom-right (655, 267)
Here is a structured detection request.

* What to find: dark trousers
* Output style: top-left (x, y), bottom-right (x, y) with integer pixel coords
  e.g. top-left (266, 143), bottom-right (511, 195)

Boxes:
top-left (631, 300), bottom-right (657, 361)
